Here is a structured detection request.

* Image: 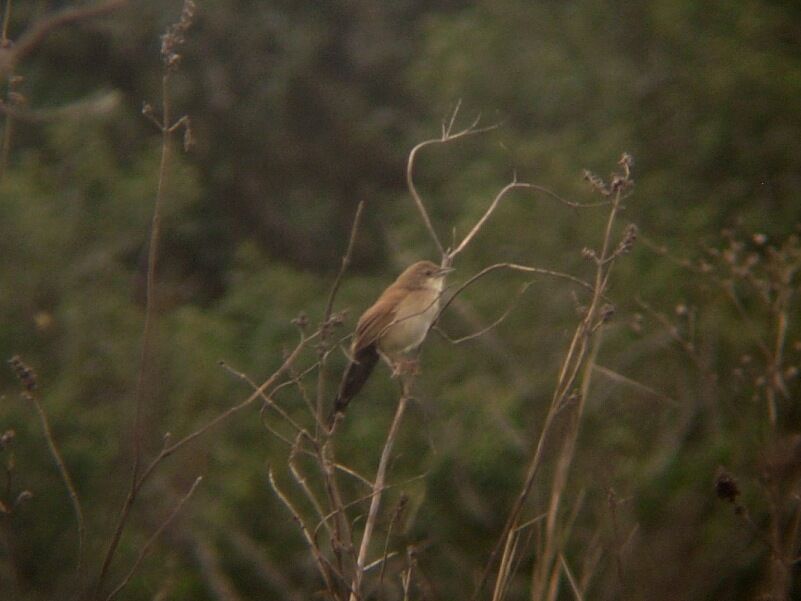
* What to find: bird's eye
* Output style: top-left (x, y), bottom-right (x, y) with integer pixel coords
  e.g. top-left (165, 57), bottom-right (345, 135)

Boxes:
top-left (424, 269), bottom-right (432, 276)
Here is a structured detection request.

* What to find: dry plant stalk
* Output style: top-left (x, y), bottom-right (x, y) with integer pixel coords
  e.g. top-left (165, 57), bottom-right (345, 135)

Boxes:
top-left (478, 155), bottom-right (636, 601)
top-left (262, 104), bottom-right (636, 601)
top-left (97, 3), bottom-right (196, 594)
top-left (647, 228), bottom-right (801, 601)
top-left (0, 3), bottom-right (325, 598)
top-left (8, 356), bottom-right (86, 580)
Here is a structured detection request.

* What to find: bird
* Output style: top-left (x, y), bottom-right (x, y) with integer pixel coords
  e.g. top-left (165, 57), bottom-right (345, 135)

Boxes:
top-left (329, 260), bottom-right (453, 425)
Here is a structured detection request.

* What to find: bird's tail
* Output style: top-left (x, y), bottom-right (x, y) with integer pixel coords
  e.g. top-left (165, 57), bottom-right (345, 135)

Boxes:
top-left (328, 345), bottom-right (379, 427)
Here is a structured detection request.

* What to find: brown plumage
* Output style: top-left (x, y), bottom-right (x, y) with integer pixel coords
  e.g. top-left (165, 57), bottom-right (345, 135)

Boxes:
top-left (329, 260), bottom-right (452, 425)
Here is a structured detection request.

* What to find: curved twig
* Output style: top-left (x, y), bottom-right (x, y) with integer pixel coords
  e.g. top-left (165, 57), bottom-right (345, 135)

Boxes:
top-left (406, 105), bottom-right (499, 258)
top-left (105, 477), bottom-right (202, 601)
top-left (449, 182), bottom-right (608, 260)
top-left (349, 383), bottom-right (412, 601)
top-left (436, 263), bottom-right (595, 325)
top-left (434, 280), bottom-right (534, 344)
top-left (0, 0), bottom-right (128, 76)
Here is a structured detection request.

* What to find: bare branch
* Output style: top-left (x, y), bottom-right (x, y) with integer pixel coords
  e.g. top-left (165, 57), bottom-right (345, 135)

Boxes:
top-left (105, 477), bottom-right (203, 601)
top-left (349, 386), bottom-right (412, 601)
top-left (0, 0), bottom-right (129, 77)
top-left (406, 111), bottom-right (499, 258)
top-left (437, 263), bottom-right (595, 327)
top-left (318, 201), bottom-right (365, 431)
top-left (434, 280), bottom-right (534, 344)
top-left (477, 157), bottom-right (633, 601)
top-left (24, 389), bottom-right (85, 578)
top-left (449, 182), bottom-right (608, 260)
top-left (268, 466), bottom-right (345, 598)
top-left (96, 331), bottom-right (315, 598)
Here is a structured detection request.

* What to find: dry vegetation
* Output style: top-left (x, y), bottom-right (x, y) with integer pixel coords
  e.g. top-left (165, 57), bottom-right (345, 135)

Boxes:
top-left (1, 2), bottom-right (799, 601)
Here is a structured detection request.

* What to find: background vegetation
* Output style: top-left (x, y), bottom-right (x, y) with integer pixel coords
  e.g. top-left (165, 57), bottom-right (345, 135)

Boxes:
top-left (1, 1), bottom-right (799, 600)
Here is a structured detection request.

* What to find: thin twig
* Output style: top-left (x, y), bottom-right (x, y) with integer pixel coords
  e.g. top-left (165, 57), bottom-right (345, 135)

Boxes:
top-left (25, 391), bottom-right (85, 578)
top-left (349, 387), bottom-right (411, 601)
top-left (268, 466), bottom-right (345, 599)
top-left (318, 201), bottom-right (365, 430)
top-left (434, 281), bottom-right (534, 344)
top-left (1, 0), bottom-right (11, 42)
top-left (0, 0), bottom-right (128, 77)
top-left (559, 554), bottom-right (584, 601)
top-left (313, 473), bottom-right (427, 541)
top-left (96, 64), bottom-right (175, 598)
top-left (592, 364), bottom-right (679, 407)
top-left (449, 181), bottom-right (608, 260)
top-left (379, 495), bottom-right (407, 586)
top-left (437, 263), bottom-right (595, 328)
top-left (406, 105), bottom-right (499, 258)
top-left (0, 0), bottom-right (14, 181)
top-left (96, 331), bottom-right (315, 598)
top-left (478, 161), bottom-right (631, 601)
top-left (105, 477), bottom-right (203, 601)
top-left (289, 434), bottom-right (333, 541)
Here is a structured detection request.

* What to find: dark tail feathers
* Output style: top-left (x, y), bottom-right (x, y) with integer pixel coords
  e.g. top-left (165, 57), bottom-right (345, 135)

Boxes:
top-left (328, 345), bottom-right (379, 426)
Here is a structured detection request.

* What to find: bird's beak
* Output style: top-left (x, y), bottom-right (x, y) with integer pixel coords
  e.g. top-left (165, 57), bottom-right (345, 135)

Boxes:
top-left (436, 266), bottom-right (455, 277)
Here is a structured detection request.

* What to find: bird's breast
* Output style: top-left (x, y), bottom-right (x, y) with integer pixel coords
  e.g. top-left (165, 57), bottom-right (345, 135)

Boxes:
top-left (378, 287), bottom-right (441, 356)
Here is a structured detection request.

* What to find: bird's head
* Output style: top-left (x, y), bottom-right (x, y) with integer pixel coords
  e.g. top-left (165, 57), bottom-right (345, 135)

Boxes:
top-left (397, 260), bottom-right (454, 290)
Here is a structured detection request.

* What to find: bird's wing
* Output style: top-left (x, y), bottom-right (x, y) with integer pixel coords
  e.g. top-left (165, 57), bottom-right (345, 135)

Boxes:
top-left (352, 287), bottom-right (404, 354)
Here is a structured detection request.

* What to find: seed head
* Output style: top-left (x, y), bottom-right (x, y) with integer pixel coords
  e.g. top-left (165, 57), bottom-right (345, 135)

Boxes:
top-left (714, 468), bottom-right (740, 504)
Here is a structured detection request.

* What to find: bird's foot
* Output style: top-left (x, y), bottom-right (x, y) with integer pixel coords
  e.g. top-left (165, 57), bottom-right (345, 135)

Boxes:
top-left (391, 357), bottom-right (421, 378)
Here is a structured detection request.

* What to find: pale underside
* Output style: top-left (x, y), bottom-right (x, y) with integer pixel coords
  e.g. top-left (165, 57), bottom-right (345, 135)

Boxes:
top-left (352, 279), bottom-right (444, 365)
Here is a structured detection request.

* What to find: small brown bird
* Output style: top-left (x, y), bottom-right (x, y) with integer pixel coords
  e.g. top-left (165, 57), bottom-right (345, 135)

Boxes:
top-left (330, 260), bottom-right (453, 424)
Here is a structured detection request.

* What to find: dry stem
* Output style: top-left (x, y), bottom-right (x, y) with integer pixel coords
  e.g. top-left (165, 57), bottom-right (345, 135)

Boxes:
top-left (475, 161), bottom-right (631, 601)
top-left (0, 0), bottom-right (128, 78)
top-left (25, 390), bottom-right (85, 579)
top-left (348, 382), bottom-right (412, 601)
top-left (105, 477), bottom-right (203, 601)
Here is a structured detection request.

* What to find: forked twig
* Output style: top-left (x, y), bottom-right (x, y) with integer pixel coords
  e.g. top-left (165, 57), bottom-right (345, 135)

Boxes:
top-left (105, 477), bottom-right (202, 601)
top-left (268, 466), bottom-right (347, 598)
top-left (434, 281), bottom-right (534, 344)
top-left (317, 201), bottom-right (365, 431)
top-left (436, 263), bottom-right (595, 330)
top-left (449, 181), bottom-right (608, 261)
top-left (349, 384), bottom-right (412, 601)
top-left (97, 331), bottom-right (314, 598)
top-left (406, 103), bottom-right (499, 257)
top-left (25, 388), bottom-right (85, 578)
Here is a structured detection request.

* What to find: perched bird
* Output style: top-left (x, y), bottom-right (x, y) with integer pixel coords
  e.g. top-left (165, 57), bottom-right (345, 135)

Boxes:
top-left (329, 260), bottom-right (453, 424)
